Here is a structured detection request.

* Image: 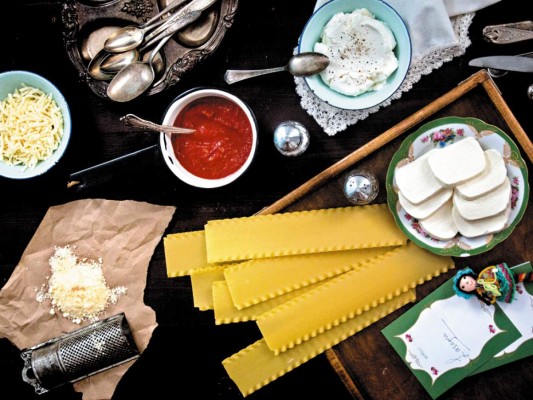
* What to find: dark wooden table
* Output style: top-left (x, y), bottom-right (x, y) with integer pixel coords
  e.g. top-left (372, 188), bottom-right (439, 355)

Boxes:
top-left (1, 1), bottom-right (532, 399)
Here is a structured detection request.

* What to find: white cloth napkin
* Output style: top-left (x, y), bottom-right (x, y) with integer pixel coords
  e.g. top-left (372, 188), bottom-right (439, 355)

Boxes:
top-left (296, 0), bottom-right (501, 135)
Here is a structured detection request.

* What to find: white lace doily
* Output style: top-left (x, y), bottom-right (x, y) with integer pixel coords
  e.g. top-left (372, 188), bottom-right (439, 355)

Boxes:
top-left (295, 13), bottom-right (475, 136)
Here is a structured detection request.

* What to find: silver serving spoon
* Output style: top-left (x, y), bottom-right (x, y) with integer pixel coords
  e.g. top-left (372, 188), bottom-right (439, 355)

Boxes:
top-left (107, 35), bottom-right (171, 102)
top-left (120, 114), bottom-right (195, 134)
top-left (224, 52), bottom-right (330, 84)
top-left (104, 0), bottom-right (189, 53)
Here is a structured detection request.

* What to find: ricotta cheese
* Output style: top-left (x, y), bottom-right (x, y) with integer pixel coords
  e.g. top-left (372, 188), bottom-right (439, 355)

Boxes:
top-left (314, 8), bottom-right (399, 96)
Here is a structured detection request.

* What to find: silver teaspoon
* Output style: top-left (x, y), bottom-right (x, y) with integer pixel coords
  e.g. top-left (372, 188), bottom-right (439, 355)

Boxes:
top-left (224, 52), bottom-right (330, 84)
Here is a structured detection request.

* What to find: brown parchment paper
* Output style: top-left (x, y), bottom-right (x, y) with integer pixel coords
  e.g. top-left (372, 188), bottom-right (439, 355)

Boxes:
top-left (0, 199), bottom-right (176, 400)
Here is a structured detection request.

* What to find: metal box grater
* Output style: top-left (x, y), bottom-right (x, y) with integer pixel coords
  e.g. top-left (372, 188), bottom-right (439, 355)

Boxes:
top-left (21, 313), bottom-right (140, 394)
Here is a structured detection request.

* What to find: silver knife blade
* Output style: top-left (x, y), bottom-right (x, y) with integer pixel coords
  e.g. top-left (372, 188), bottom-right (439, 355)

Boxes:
top-left (484, 51), bottom-right (533, 78)
top-left (469, 55), bottom-right (533, 73)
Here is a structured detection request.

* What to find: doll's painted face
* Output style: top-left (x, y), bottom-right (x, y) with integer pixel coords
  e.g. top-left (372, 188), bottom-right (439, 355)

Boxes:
top-left (459, 275), bottom-right (477, 293)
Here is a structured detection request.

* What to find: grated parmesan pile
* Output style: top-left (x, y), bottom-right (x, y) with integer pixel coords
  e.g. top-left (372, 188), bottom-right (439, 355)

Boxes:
top-left (37, 246), bottom-right (127, 324)
top-left (0, 84), bottom-right (64, 170)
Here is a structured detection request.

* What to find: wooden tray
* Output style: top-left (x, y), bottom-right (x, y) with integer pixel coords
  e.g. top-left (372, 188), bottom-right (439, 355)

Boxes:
top-left (259, 70), bottom-right (533, 400)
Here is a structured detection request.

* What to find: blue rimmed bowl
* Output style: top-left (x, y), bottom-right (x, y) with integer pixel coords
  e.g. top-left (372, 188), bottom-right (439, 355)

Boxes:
top-left (298, 0), bottom-right (411, 110)
top-left (0, 70), bottom-right (71, 179)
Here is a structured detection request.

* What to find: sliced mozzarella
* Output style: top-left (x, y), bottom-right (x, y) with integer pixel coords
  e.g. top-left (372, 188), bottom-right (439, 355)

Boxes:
top-left (453, 202), bottom-right (511, 238)
top-left (398, 188), bottom-right (453, 220)
top-left (455, 149), bottom-right (507, 200)
top-left (395, 149), bottom-right (445, 205)
top-left (427, 137), bottom-right (486, 187)
top-left (419, 201), bottom-right (458, 241)
top-left (453, 177), bottom-right (511, 221)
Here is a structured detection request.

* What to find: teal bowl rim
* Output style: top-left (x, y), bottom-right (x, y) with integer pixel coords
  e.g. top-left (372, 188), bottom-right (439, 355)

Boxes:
top-left (298, 0), bottom-right (412, 110)
top-left (0, 70), bottom-right (72, 180)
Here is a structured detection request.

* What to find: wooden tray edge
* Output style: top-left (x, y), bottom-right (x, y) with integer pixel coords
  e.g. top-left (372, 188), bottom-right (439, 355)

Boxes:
top-left (258, 70), bottom-right (532, 217)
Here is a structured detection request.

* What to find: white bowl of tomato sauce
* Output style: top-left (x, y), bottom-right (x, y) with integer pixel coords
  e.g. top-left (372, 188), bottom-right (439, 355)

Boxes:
top-left (160, 87), bottom-right (258, 188)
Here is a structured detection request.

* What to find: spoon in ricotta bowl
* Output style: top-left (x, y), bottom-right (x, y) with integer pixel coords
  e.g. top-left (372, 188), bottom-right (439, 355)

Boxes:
top-left (314, 8), bottom-right (399, 97)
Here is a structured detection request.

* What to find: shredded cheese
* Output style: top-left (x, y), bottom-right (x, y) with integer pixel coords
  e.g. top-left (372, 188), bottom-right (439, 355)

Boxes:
top-left (0, 84), bottom-right (64, 170)
top-left (37, 246), bottom-right (127, 324)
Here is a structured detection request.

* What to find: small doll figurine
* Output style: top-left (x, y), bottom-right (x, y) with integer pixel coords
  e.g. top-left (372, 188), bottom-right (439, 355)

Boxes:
top-left (453, 263), bottom-right (533, 305)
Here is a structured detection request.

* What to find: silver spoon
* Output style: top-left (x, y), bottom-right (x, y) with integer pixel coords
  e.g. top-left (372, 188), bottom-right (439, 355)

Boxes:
top-left (224, 52), bottom-right (330, 85)
top-left (100, 48), bottom-right (140, 73)
top-left (107, 35), bottom-right (172, 102)
top-left (87, 48), bottom-right (115, 80)
top-left (120, 114), bottom-right (195, 134)
top-left (104, 0), bottom-right (189, 53)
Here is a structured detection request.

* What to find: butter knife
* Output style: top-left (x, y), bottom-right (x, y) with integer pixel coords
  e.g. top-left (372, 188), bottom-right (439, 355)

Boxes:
top-left (468, 55), bottom-right (533, 73)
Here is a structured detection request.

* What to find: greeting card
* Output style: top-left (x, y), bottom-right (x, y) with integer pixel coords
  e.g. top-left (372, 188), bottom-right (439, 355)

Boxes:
top-left (381, 262), bottom-right (533, 399)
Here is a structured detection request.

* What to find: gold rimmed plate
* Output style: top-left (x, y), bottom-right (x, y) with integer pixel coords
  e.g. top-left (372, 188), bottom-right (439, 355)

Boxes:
top-left (386, 116), bottom-right (529, 257)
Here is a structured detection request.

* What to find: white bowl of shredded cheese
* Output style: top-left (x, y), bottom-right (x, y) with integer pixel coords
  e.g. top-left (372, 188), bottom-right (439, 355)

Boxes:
top-left (0, 70), bottom-right (71, 179)
top-left (299, 0), bottom-right (411, 110)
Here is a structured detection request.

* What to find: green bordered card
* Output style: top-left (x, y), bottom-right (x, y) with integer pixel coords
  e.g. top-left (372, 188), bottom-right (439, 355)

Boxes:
top-left (381, 262), bottom-right (533, 399)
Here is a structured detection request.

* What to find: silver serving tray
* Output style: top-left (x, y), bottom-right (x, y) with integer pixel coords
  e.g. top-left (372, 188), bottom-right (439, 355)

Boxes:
top-left (61, 0), bottom-right (238, 99)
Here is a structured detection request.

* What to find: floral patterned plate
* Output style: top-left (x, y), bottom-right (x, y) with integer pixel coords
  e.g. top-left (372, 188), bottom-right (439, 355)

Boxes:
top-left (386, 116), bottom-right (529, 257)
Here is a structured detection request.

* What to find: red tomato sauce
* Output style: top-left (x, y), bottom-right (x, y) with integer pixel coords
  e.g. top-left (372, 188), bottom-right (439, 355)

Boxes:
top-left (171, 96), bottom-right (253, 180)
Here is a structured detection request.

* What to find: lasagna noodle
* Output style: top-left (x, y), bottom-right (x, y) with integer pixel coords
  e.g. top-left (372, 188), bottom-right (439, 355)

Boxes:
top-left (213, 277), bottom-right (337, 325)
top-left (224, 246), bottom-right (397, 309)
top-left (204, 204), bottom-right (407, 263)
top-left (164, 230), bottom-right (211, 277)
top-left (190, 265), bottom-right (226, 311)
top-left (223, 290), bottom-right (416, 397)
top-left (256, 242), bottom-right (454, 354)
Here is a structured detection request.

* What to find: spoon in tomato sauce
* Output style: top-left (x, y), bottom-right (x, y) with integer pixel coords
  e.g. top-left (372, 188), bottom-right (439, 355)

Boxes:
top-left (120, 114), bottom-right (195, 135)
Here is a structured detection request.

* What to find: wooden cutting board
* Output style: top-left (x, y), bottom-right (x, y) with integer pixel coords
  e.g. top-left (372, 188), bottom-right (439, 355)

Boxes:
top-left (258, 70), bottom-right (533, 400)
